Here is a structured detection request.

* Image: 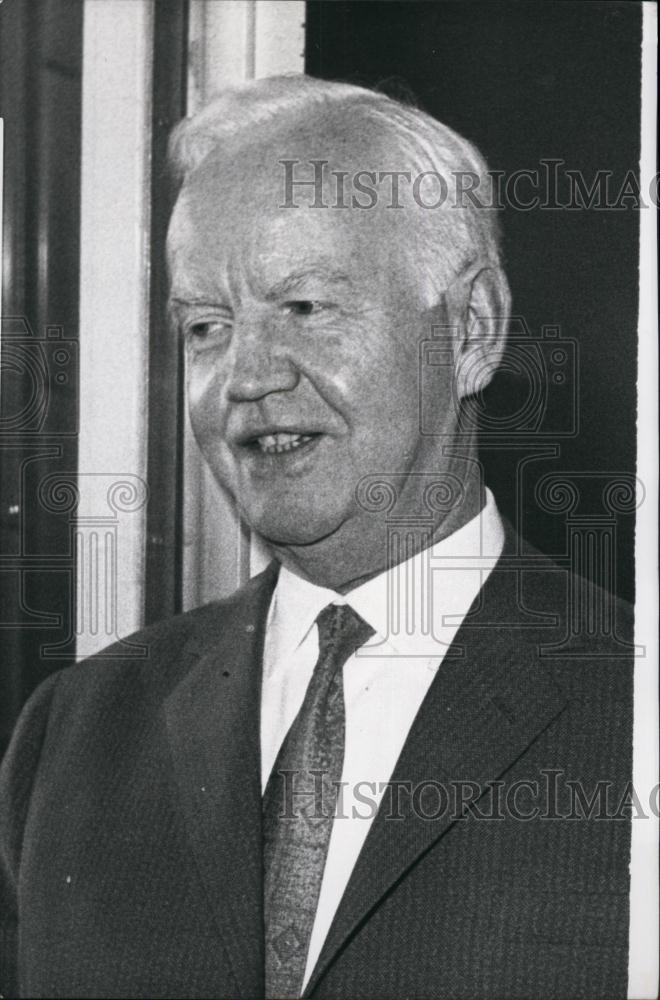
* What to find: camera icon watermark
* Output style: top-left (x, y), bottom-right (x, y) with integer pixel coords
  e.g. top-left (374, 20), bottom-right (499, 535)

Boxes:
top-left (419, 318), bottom-right (578, 439)
top-left (0, 316), bottom-right (78, 437)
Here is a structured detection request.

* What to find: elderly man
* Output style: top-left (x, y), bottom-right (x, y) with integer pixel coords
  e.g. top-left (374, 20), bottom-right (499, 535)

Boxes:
top-left (0, 77), bottom-right (632, 1000)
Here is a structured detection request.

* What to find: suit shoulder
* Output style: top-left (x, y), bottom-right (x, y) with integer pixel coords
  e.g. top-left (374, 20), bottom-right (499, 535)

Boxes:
top-left (523, 556), bottom-right (633, 646)
top-left (498, 530), bottom-right (633, 633)
top-left (51, 563), bottom-right (278, 705)
top-left (489, 530), bottom-right (635, 672)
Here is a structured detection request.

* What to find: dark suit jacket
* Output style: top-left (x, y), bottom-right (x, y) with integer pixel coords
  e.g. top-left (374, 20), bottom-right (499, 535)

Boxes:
top-left (0, 534), bottom-right (634, 999)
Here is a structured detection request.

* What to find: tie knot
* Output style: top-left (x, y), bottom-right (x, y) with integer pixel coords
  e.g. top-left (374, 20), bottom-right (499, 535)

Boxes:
top-left (315, 603), bottom-right (375, 662)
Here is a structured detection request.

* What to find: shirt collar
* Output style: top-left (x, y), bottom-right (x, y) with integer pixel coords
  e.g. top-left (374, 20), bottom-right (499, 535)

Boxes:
top-left (266, 566), bottom-right (340, 668)
top-left (267, 488), bottom-right (504, 663)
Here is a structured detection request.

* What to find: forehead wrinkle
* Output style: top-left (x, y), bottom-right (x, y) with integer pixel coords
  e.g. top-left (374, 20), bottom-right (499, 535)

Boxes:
top-left (170, 129), bottom-right (431, 311)
top-left (169, 257), bottom-right (228, 306)
top-left (263, 266), bottom-right (354, 301)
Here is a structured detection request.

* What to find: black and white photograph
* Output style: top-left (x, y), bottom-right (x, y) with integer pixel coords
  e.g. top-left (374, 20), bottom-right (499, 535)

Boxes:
top-left (0, 1), bottom-right (657, 998)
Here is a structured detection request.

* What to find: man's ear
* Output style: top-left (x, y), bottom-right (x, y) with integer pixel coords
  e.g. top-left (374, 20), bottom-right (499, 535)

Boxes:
top-left (453, 266), bottom-right (511, 400)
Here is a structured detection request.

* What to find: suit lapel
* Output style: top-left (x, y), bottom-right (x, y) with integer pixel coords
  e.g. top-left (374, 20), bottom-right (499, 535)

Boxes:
top-left (164, 563), bottom-right (278, 999)
top-left (305, 552), bottom-right (568, 996)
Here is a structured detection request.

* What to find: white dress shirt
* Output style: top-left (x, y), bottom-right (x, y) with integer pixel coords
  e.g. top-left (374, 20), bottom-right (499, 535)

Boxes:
top-left (260, 489), bottom-right (505, 988)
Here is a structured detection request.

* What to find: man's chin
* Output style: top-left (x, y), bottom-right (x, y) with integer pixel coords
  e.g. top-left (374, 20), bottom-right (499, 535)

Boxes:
top-left (245, 509), bottom-right (346, 549)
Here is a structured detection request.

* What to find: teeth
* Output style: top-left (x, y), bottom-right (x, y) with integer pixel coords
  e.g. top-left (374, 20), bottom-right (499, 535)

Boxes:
top-left (256, 432), bottom-right (315, 454)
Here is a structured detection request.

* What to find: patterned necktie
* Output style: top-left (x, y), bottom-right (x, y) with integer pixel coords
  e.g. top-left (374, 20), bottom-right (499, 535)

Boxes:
top-left (263, 603), bottom-right (375, 999)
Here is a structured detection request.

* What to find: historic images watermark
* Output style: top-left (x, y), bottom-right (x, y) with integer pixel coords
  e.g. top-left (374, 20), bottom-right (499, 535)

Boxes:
top-left (272, 768), bottom-right (659, 823)
top-left (280, 158), bottom-right (655, 211)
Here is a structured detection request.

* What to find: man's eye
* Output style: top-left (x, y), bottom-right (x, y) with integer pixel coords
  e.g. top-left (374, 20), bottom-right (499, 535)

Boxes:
top-left (285, 300), bottom-right (324, 317)
top-left (184, 319), bottom-right (230, 341)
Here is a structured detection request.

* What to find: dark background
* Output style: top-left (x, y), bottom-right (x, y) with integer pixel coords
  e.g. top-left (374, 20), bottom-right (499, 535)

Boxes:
top-left (306, 0), bottom-right (641, 596)
top-left (0, 0), bottom-right (83, 755)
top-left (0, 0), bottom-right (642, 755)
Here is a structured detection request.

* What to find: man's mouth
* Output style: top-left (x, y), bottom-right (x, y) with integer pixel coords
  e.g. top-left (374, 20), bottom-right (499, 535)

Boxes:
top-left (250, 432), bottom-right (319, 455)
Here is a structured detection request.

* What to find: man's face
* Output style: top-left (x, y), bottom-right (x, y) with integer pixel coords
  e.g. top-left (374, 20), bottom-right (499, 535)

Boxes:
top-left (168, 128), bottom-right (458, 548)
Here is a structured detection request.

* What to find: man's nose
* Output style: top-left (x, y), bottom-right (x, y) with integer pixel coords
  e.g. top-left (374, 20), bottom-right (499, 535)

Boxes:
top-left (224, 321), bottom-right (300, 403)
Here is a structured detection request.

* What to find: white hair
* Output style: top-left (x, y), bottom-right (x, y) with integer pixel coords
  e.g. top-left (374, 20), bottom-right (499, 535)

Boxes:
top-left (169, 75), bottom-right (504, 294)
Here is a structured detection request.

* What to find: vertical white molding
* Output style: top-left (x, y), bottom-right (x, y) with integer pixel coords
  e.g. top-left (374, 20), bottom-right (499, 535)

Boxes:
top-left (254, 1), bottom-right (306, 79)
top-left (188, 0), bottom-right (304, 101)
top-left (628, 4), bottom-right (659, 999)
top-left (77, 0), bottom-right (153, 656)
top-left (182, 1), bottom-right (304, 609)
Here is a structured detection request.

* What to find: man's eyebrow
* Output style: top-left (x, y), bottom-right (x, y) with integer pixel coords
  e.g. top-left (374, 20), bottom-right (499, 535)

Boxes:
top-left (167, 269), bottom-right (352, 320)
top-left (167, 297), bottom-right (226, 322)
top-left (265, 268), bottom-right (353, 300)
